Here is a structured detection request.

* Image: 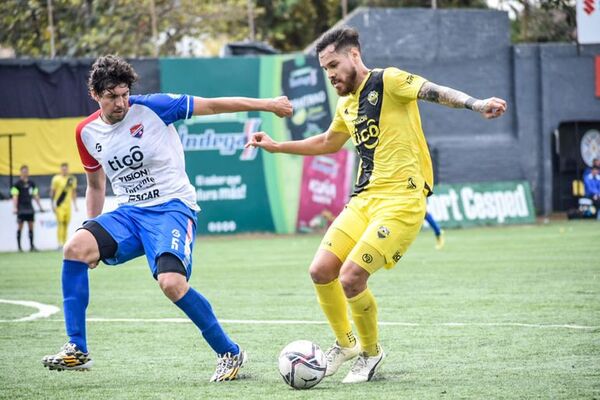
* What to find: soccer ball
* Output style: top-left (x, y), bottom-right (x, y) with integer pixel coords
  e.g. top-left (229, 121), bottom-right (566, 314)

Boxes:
top-left (278, 340), bottom-right (327, 390)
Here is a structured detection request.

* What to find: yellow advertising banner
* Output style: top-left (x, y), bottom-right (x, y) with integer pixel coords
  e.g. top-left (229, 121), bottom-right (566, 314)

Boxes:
top-left (0, 118), bottom-right (86, 175)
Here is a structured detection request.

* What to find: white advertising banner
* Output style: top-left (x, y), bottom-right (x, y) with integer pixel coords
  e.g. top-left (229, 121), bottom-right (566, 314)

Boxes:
top-left (0, 197), bottom-right (118, 252)
top-left (577, 0), bottom-right (600, 44)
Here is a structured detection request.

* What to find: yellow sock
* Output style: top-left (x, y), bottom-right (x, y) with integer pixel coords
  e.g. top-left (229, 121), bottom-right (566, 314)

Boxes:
top-left (314, 279), bottom-right (356, 348)
top-left (348, 288), bottom-right (379, 356)
top-left (58, 222), bottom-right (68, 246)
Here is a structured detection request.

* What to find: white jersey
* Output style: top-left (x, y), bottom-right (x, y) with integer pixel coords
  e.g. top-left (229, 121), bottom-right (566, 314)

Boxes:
top-left (76, 93), bottom-right (199, 210)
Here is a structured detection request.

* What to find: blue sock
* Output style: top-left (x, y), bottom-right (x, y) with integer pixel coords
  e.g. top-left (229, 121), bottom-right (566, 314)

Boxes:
top-left (175, 287), bottom-right (239, 355)
top-left (62, 260), bottom-right (89, 353)
top-left (425, 212), bottom-right (442, 237)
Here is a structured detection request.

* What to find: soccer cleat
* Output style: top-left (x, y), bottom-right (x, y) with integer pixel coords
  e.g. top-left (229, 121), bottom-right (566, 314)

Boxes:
top-left (342, 347), bottom-right (385, 383)
top-left (210, 349), bottom-right (247, 382)
top-left (435, 230), bottom-right (445, 250)
top-left (324, 340), bottom-right (360, 377)
top-left (42, 342), bottom-right (93, 371)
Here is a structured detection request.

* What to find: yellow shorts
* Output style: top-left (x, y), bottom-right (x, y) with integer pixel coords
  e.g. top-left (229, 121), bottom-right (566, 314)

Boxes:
top-left (319, 194), bottom-right (426, 274)
top-left (55, 207), bottom-right (71, 223)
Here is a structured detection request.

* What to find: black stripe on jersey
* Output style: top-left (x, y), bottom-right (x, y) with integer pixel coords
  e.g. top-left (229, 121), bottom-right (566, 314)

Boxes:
top-left (352, 70), bottom-right (384, 196)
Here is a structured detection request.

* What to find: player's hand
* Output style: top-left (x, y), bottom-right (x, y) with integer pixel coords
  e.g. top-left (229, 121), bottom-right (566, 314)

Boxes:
top-left (12, 208), bottom-right (17, 215)
top-left (476, 97), bottom-right (507, 119)
top-left (88, 261), bottom-right (99, 269)
top-left (245, 132), bottom-right (279, 153)
top-left (270, 96), bottom-right (293, 118)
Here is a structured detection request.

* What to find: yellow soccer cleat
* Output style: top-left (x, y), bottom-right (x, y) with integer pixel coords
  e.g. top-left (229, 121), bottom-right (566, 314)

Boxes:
top-left (435, 230), bottom-right (445, 250)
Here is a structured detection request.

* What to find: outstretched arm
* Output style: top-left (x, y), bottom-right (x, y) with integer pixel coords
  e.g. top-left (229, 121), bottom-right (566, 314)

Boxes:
top-left (245, 129), bottom-right (349, 156)
top-left (418, 81), bottom-right (506, 119)
top-left (193, 96), bottom-right (292, 118)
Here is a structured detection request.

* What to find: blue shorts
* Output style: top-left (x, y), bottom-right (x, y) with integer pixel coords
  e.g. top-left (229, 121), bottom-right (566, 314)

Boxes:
top-left (91, 199), bottom-right (197, 280)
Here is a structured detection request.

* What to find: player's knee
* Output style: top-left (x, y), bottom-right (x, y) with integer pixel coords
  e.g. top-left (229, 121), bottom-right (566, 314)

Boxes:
top-left (339, 267), bottom-right (368, 298)
top-left (63, 237), bottom-right (94, 262)
top-left (309, 263), bottom-right (338, 284)
top-left (157, 273), bottom-right (188, 301)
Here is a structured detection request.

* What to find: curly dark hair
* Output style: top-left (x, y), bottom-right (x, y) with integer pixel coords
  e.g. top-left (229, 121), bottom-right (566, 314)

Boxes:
top-left (315, 27), bottom-right (361, 55)
top-left (88, 55), bottom-right (138, 95)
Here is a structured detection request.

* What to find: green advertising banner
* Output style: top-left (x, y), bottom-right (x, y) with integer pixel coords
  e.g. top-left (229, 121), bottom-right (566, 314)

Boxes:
top-left (427, 181), bottom-right (536, 228)
top-left (160, 58), bottom-right (276, 234)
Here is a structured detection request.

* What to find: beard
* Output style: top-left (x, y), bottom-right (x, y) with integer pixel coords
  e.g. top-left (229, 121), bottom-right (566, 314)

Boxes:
top-left (332, 67), bottom-right (357, 96)
top-left (104, 108), bottom-right (127, 124)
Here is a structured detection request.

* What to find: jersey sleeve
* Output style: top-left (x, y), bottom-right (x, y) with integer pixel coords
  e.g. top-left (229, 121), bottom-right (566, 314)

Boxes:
top-left (31, 181), bottom-right (39, 196)
top-left (75, 127), bottom-right (102, 172)
top-left (328, 98), bottom-right (350, 135)
top-left (129, 93), bottom-right (194, 125)
top-left (384, 67), bottom-right (427, 104)
top-left (10, 185), bottom-right (19, 196)
top-left (76, 112), bottom-right (102, 172)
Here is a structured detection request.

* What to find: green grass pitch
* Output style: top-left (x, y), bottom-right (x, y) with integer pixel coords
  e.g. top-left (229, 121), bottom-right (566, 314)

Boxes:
top-left (1, 221), bottom-right (599, 399)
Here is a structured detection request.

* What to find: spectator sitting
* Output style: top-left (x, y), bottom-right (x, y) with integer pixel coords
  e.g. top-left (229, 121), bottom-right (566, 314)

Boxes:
top-left (583, 165), bottom-right (600, 218)
top-left (584, 157), bottom-right (600, 176)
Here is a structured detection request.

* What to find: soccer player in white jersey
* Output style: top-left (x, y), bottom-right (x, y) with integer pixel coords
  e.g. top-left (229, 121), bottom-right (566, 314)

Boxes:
top-left (42, 55), bottom-right (293, 381)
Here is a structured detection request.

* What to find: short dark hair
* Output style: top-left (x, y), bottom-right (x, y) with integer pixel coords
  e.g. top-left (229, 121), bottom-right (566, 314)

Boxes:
top-left (20, 165), bottom-right (28, 171)
top-left (88, 55), bottom-right (138, 95)
top-left (60, 162), bottom-right (68, 168)
top-left (316, 27), bottom-right (361, 55)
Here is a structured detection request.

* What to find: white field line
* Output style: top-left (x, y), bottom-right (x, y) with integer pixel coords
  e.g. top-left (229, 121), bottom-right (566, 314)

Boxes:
top-left (0, 299), bottom-right (60, 322)
top-left (1, 299), bottom-right (598, 330)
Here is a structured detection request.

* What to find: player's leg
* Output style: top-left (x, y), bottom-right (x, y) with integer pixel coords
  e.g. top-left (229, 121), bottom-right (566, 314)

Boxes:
top-left (339, 248), bottom-right (386, 383)
top-left (27, 217), bottom-right (36, 251)
top-left (311, 200), bottom-right (368, 376)
top-left (56, 209), bottom-right (68, 246)
top-left (43, 209), bottom-right (143, 371)
top-left (42, 228), bottom-right (102, 371)
top-left (16, 218), bottom-right (24, 251)
top-left (424, 212), bottom-right (444, 249)
top-left (340, 196), bottom-right (426, 383)
top-left (135, 201), bottom-right (245, 382)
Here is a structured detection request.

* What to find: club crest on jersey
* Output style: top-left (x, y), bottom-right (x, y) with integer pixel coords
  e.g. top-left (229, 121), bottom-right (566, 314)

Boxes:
top-left (377, 226), bottom-right (390, 239)
top-left (129, 123), bottom-right (144, 138)
top-left (367, 90), bottom-right (379, 106)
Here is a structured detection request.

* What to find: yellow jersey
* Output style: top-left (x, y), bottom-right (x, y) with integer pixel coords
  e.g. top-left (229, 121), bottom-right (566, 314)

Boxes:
top-left (329, 67), bottom-right (433, 198)
top-left (51, 174), bottom-right (77, 210)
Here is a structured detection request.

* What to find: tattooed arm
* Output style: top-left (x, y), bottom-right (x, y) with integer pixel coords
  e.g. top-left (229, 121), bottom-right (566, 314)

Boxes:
top-left (417, 81), bottom-right (507, 119)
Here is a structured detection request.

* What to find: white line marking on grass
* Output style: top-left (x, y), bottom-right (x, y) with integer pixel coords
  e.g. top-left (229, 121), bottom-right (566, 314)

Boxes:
top-left (0, 299), bottom-right (60, 322)
top-left (0, 302), bottom-right (596, 330)
top-left (76, 318), bottom-right (600, 330)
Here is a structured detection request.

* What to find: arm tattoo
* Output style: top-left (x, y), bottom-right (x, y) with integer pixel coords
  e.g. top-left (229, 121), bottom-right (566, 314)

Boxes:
top-left (418, 81), bottom-right (480, 111)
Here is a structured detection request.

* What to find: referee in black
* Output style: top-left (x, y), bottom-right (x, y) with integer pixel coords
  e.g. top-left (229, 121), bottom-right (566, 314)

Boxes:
top-left (11, 165), bottom-right (45, 251)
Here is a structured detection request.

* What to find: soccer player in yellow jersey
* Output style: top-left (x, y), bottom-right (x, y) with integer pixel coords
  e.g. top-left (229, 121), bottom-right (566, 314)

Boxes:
top-left (50, 162), bottom-right (78, 247)
top-left (247, 27), bottom-right (506, 383)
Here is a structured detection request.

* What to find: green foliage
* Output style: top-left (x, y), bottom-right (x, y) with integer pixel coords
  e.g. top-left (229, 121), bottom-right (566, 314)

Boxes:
top-left (0, 0), bottom-right (249, 57)
top-left (0, 221), bottom-right (599, 399)
top-left (0, 0), bottom-right (580, 57)
top-left (510, 0), bottom-right (576, 43)
top-left (254, 0), bottom-right (341, 52)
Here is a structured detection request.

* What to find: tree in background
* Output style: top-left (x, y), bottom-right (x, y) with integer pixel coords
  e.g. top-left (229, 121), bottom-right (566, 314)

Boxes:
top-left (253, 0), bottom-right (340, 52)
top-left (507, 0), bottom-right (576, 43)
top-left (0, 0), bottom-right (578, 57)
top-left (0, 0), bottom-right (249, 57)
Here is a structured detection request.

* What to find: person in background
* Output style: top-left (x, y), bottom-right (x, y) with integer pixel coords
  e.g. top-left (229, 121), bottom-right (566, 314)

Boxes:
top-left (51, 162), bottom-right (79, 248)
top-left (583, 164), bottom-right (600, 218)
top-left (11, 165), bottom-right (45, 252)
